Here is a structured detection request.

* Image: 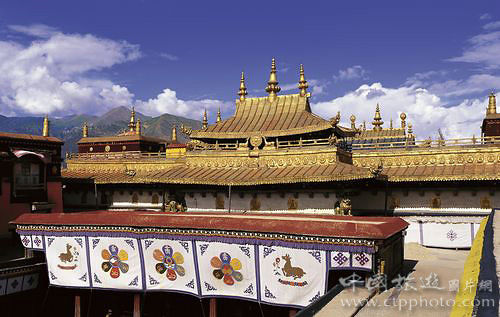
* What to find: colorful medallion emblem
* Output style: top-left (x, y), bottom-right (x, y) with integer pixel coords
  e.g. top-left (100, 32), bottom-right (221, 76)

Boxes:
top-left (211, 252), bottom-right (243, 285)
top-left (154, 245), bottom-right (185, 281)
top-left (101, 244), bottom-right (129, 279)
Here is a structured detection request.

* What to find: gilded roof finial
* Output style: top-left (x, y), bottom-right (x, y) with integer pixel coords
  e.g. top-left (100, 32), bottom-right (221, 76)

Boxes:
top-left (363, 120), bottom-right (366, 131)
top-left (128, 107), bottom-right (136, 132)
top-left (82, 122), bottom-right (88, 138)
top-left (265, 58), bottom-right (281, 101)
top-left (238, 72), bottom-right (248, 101)
top-left (408, 123), bottom-right (413, 135)
top-left (202, 109), bottom-right (208, 129)
top-left (42, 114), bottom-right (50, 137)
top-left (216, 107), bottom-right (222, 123)
top-left (400, 112), bottom-right (407, 130)
top-left (390, 118), bottom-right (393, 130)
top-left (350, 114), bottom-right (356, 129)
top-left (372, 103), bottom-right (384, 131)
top-left (171, 124), bottom-right (177, 142)
top-left (298, 64), bottom-right (308, 97)
top-left (135, 118), bottom-right (141, 135)
top-left (487, 91), bottom-right (497, 115)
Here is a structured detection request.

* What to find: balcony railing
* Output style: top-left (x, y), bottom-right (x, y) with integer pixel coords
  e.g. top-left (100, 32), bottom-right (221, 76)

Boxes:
top-left (67, 151), bottom-right (174, 160)
top-left (351, 136), bottom-right (500, 151)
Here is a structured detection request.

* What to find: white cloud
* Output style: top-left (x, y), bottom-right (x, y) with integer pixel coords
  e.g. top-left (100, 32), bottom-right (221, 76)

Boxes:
top-left (135, 88), bottom-right (231, 120)
top-left (480, 13), bottom-right (492, 20)
top-left (8, 24), bottom-right (59, 38)
top-left (483, 21), bottom-right (500, 30)
top-left (448, 30), bottom-right (500, 69)
top-left (333, 65), bottom-right (368, 81)
top-left (312, 83), bottom-right (486, 139)
top-left (160, 53), bottom-right (179, 61)
top-left (280, 79), bottom-right (327, 95)
top-left (0, 24), bottom-right (224, 120)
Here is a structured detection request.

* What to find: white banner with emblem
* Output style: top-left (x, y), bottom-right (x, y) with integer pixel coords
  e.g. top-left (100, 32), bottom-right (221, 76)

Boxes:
top-left (141, 238), bottom-right (199, 295)
top-left (195, 241), bottom-right (257, 300)
top-left (258, 246), bottom-right (327, 307)
top-left (45, 236), bottom-right (90, 287)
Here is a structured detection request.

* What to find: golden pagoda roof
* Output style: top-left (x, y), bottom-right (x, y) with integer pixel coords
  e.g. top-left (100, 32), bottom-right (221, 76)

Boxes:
top-left (62, 161), bottom-right (374, 186)
top-left (190, 93), bottom-right (333, 139)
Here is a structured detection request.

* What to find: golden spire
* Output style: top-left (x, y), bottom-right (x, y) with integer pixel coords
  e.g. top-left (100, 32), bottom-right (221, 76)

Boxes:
top-left (400, 112), bottom-right (407, 130)
top-left (390, 118), bottom-right (393, 129)
top-left (128, 107), bottom-right (136, 132)
top-left (171, 124), bottom-right (177, 142)
top-left (350, 114), bottom-right (356, 129)
top-left (265, 58), bottom-right (281, 101)
top-left (82, 122), bottom-right (88, 138)
top-left (372, 103), bottom-right (384, 131)
top-left (298, 64), bottom-right (308, 97)
top-left (202, 109), bottom-right (208, 129)
top-left (487, 91), bottom-right (497, 115)
top-left (216, 107), bottom-right (222, 123)
top-left (408, 123), bottom-right (413, 135)
top-left (363, 121), bottom-right (366, 130)
top-left (42, 114), bottom-right (50, 137)
top-left (135, 118), bottom-right (141, 135)
top-left (238, 72), bottom-right (248, 101)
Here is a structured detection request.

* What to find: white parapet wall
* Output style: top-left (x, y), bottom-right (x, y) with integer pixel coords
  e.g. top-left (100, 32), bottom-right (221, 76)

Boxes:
top-left (403, 215), bottom-right (487, 249)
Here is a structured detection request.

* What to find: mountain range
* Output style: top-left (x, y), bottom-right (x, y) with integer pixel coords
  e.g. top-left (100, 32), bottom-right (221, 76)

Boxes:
top-left (0, 107), bottom-right (201, 154)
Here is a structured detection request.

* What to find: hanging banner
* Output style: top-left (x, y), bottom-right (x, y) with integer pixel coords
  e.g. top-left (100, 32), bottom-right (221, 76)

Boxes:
top-left (195, 242), bottom-right (257, 301)
top-left (45, 236), bottom-right (90, 288)
top-left (141, 238), bottom-right (199, 296)
top-left (330, 251), bottom-right (351, 269)
top-left (88, 237), bottom-right (143, 290)
top-left (259, 246), bottom-right (326, 307)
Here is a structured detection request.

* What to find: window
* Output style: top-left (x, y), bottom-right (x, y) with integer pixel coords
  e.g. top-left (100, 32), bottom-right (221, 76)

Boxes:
top-left (14, 162), bottom-right (43, 190)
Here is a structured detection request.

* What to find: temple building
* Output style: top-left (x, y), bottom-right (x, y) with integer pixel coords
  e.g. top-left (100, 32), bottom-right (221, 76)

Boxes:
top-left (62, 59), bottom-right (500, 222)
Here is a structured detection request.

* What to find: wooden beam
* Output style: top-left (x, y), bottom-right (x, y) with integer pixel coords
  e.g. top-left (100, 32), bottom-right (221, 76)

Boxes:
top-left (133, 294), bottom-right (141, 317)
top-left (209, 298), bottom-right (217, 317)
top-left (74, 295), bottom-right (81, 317)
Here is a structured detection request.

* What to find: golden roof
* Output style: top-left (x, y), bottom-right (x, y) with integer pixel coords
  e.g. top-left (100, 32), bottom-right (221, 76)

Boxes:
top-left (62, 162), bottom-right (374, 186)
top-left (383, 163), bottom-right (500, 182)
top-left (190, 93), bottom-right (332, 139)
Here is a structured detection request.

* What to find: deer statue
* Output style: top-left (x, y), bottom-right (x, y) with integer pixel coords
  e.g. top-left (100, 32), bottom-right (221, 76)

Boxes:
top-left (59, 244), bottom-right (74, 263)
top-left (282, 254), bottom-right (306, 280)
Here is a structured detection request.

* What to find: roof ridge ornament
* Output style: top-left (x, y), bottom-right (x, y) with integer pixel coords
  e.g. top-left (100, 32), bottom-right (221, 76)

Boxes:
top-left (136, 118), bottom-right (141, 135)
top-left (171, 124), bottom-right (177, 142)
top-left (238, 72), bottom-right (248, 101)
top-left (372, 103), bottom-right (384, 131)
top-left (216, 107), bottom-right (222, 123)
top-left (350, 114), bottom-right (356, 129)
top-left (487, 91), bottom-right (497, 115)
top-left (265, 58), bottom-right (281, 101)
top-left (128, 107), bottom-right (136, 132)
top-left (400, 112), bottom-right (407, 130)
top-left (82, 121), bottom-right (89, 138)
top-left (298, 64), bottom-right (309, 97)
top-left (202, 109), bottom-right (208, 129)
top-left (42, 114), bottom-right (50, 137)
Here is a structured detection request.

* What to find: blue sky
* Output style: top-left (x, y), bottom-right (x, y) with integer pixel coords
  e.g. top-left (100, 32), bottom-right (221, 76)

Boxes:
top-left (0, 1), bottom-right (499, 138)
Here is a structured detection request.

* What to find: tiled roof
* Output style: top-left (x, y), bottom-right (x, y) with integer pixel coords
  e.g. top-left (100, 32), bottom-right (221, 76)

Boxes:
top-left (62, 162), bottom-right (374, 186)
top-left (0, 132), bottom-right (63, 144)
top-left (77, 134), bottom-right (167, 144)
top-left (384, 162), bottom-right (500, 182)
top-left (190, 94), bottom-right (332, 139)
